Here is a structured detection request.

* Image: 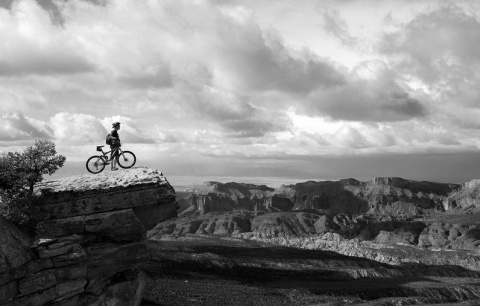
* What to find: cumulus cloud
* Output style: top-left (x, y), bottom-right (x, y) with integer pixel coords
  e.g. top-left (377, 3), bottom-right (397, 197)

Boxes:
top-left (297, 63), bottom-right (427, 122)
top-left (0, 87), bottom-right (49, 113)
top-left (184, 86), bottom-right (291, 137)
top-left (284, 112), bottom-right (467, 155)
top-left (0, 0), bottom-right (346, 140)
top-left (210, 25), bottom-right (346, 93)
top-left (0, 111), bottom-right (157, 148)
top-left (0, 113), bottom-right (52, 141)
top-left (50, 112), bottom-right (106, 143)
top-left (380, 5), bottom-right (480, 84)
top-left (0, 112), bottom-right (157, 146)
top-left (377, 3), bottom-right (480, 136)
top-left (0, 0), bottom-right (95, 76)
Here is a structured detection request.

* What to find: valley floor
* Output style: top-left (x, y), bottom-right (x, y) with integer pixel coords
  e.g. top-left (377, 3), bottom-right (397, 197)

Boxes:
top-left (141, 235), bottom-right (480, 306)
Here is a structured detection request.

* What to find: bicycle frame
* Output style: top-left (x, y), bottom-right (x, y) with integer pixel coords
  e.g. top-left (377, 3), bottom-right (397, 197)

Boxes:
top-left (97, 146), bottom-right (123, 161)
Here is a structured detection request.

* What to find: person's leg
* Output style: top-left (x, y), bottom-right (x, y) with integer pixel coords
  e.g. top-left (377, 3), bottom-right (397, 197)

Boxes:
top-left (111, 147), bottom-right (118, 170)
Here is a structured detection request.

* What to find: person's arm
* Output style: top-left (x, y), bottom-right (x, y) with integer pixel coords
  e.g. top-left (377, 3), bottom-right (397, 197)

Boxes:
top-left (111, 130), bottom-right (119, 140)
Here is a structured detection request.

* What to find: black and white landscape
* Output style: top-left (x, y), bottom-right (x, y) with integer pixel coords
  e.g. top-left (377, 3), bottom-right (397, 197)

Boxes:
top-left (2, 0), bottom-right (480, 305)
top-left (141, 176), bottom-right (480, 305)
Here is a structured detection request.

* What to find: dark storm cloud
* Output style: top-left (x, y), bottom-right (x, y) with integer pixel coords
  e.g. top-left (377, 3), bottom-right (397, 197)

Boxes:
top-left (34, 0), bottom-right (64, 25)
top-left (300, 76), bottom-right (427, 122)
top-left (0, 113), bottom-right (52, 141)
top-left (187, 89), bottom-right (291, 137)
top-left (214, 20), bottom-right (346, 93)
top-left (380, 5), bottom-right (480, 83)
top-left (1, 0), bottom-right (64, 24)
top-left (0, 0), bottom-right (15, 9)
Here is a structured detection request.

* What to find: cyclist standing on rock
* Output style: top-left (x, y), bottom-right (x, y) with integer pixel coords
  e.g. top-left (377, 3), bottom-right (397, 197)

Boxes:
top-left (86, 122), bottom-right (136, 174)
top-left (110, 122), bottom-right (121, 171)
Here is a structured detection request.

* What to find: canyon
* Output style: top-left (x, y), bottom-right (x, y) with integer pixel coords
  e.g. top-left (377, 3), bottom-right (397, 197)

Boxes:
top-left (154, 177), bottom-right (480, 251)
top-left (145, 177), bottom-right (480, 305)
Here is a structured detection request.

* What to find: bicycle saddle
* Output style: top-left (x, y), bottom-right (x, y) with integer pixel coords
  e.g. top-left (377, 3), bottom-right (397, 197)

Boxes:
top-left (96, 146), bottom-right (104, 151)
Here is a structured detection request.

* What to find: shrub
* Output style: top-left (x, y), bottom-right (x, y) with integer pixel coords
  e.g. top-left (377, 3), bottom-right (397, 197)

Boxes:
top-left (0, 140), bottom-right (66, 226)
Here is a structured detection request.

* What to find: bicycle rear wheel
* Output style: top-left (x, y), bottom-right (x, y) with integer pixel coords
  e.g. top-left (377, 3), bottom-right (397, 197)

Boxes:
top-left (117, 151), bottom-right (136, 169)
top-left (86, 155), bottom-right (106, 174)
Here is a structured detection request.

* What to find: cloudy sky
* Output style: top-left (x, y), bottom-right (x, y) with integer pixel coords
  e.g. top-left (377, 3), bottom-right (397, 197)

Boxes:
top-left (2, 0), bottom-right (480, 185)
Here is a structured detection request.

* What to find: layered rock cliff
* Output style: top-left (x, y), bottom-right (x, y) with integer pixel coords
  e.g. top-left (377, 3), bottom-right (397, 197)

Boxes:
top-left (0, 167), bottom-right (177, 306)
top-left (153, 177), bottom-right (480, 253)
top-left (177, 182), bottom-right (274, 215)
top-left (177, 177), bottom-right (460, 217)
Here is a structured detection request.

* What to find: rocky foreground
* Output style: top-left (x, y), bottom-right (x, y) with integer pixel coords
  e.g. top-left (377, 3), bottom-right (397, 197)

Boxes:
top-left (142, 235), bottom-right (480, 305)
top-left (0, 168), bottom-right (176, 305)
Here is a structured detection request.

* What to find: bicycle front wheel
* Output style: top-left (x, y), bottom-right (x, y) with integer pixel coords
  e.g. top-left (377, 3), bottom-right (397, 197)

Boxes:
top-left (86, 155), bottom-right (106, 174)
top-left (117, 151), bottom-right (136, 169)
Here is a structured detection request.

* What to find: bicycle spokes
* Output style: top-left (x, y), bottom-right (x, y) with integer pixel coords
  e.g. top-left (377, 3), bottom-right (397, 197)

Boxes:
top-left (86, 155), bottom-right (106, 174)
top-left (117, 151), bottom-right (136, 169)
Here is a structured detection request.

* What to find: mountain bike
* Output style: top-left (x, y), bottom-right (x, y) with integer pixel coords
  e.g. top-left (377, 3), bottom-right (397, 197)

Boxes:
top-left (86, 145), bottom-right (136, 174)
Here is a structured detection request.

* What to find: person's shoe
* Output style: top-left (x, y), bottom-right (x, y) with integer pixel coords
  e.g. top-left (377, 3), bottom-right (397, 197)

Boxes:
top-left (111, 167), bottom-right (118, 171)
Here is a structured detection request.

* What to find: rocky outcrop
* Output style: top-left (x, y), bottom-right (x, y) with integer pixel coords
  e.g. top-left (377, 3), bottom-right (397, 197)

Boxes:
top-left (444, 179), bottom-right (480, 210)
top-left (417, 222), bottom-right (480, 249)
top-left (0, 167), bottom-right (177, 305)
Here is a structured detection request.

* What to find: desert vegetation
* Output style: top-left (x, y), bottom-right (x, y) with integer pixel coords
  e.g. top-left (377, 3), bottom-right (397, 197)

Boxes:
top-left (0, 139), bottom-right (65, 226)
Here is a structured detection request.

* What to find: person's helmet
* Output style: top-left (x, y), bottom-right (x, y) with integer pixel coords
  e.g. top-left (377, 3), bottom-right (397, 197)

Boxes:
top-left (112, 122), bottom-right (121, 127)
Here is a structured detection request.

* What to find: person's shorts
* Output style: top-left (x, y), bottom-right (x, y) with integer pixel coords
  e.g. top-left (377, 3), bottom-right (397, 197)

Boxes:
top-left (110, 142), bottom-right (120, 152)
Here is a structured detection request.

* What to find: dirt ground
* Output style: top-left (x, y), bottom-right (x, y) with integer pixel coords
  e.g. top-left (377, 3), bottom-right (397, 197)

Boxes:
top-left (141, 236), bottom-right (480, 306)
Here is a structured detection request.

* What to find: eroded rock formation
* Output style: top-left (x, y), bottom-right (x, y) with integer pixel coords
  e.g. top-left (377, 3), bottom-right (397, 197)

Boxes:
top-left (177, 177), bottom-right (460, 217)
top-left (444, 179), bottom-right (480, 210)
top-left (0, 167), bottom-right (177, 305)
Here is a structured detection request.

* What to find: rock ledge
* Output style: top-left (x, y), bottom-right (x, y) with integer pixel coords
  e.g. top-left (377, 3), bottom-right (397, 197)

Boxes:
top-left (1, 167), bottom-right (177, 306)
